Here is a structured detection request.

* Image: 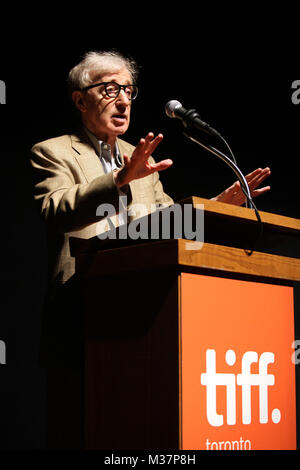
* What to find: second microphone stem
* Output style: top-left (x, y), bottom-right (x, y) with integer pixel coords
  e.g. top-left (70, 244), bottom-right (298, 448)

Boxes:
top-left (183, 132), bottom-right (254, 209)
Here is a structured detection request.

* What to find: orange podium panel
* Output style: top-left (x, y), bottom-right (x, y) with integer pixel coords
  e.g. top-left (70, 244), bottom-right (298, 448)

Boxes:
top-left (180, 272), bottom-right (297, 450)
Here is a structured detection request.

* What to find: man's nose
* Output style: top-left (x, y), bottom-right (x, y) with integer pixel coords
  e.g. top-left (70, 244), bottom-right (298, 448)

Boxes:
top-left (117, 89), bottom-right (131, 105)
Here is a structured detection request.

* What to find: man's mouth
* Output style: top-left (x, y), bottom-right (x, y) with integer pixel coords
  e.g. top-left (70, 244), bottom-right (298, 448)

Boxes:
top-left (112, 113), bottom-right (127, 124)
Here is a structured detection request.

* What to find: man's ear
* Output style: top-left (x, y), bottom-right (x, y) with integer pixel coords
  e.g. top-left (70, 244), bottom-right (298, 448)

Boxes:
top-left (72, 91), bottom-right (87, 112)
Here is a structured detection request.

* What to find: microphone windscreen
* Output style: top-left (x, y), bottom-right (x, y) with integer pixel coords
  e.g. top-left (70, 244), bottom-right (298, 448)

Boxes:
top-left (165, 100), bottom-right (182, 118)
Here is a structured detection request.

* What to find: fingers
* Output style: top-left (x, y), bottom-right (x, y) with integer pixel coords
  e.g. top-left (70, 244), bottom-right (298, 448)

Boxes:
top-left (246, 167), bottom-right (271, 189)
top-left (135, 132), bottom-right (164, 160)
top-left (245, 168), bottom-right (262, 180)
top-left (149, 158), bottom-right (173, 172)
top-left (145, 132), bottom-right (164, 150)
top-left (252, 185), bottom-right (271, 197)
top-left (120, 134), bottom-right (171, 185)
top-left (123, 153), bottom-right (130, 165)
top-left (216, 167), bottom-right (271, 206)
top-left (247, 167), bottom-right (271, 200)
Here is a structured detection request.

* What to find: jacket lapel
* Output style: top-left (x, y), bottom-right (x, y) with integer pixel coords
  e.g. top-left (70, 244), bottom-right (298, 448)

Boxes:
top-left (70, 131), bottom-right (141, 206)
top-left (117, 137), bottom-right (132, 165)
top-left (71, 130), bottom-right (105, 182)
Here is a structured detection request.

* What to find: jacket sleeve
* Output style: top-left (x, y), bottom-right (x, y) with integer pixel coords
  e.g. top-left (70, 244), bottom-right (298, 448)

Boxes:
top-left (30, 141), bottom-right (125, 233)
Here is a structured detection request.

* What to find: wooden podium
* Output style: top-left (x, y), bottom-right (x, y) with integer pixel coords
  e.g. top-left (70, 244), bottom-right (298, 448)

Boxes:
top-left (70, 197), bottom-right (300, 450)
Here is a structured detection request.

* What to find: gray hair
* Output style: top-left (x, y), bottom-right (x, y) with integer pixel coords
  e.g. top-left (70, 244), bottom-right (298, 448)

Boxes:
top-left (68, 50), bottom-right (139, 93)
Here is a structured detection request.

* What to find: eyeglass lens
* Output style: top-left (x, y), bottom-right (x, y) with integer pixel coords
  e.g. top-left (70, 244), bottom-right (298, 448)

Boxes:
top-left (105, 82), bottom-right (138, 100)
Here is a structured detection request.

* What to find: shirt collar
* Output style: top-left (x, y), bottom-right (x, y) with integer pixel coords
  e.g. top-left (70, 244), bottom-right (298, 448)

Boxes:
top-left (83, 127), bottom-right (122, 166)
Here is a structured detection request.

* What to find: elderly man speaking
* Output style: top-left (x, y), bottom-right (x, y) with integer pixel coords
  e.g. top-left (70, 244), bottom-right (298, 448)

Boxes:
top-left (31, 50), bottom-right (270, 290)
top-left (30, 49), bottom-right (270, 449)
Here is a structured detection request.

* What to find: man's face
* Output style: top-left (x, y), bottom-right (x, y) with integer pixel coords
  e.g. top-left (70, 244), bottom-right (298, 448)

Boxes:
top-left (75, 68), bottom-right (133, 142)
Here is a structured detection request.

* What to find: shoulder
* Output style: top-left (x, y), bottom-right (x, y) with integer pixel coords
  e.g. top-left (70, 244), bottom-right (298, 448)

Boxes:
top-left (31, 134), bottom-right (72, 154)
top-left (117, 137), bottom-right (136, 156)
top-left (30, 134), bottom-right (81, 170)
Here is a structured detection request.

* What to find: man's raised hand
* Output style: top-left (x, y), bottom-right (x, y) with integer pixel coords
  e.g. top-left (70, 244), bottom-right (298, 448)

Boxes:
top-left (114, 132), bottom-right (173, 188)
top-left (212, 167), bottom-right (271, 206)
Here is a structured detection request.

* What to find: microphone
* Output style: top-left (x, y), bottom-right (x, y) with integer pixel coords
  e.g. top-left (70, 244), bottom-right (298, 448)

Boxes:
top-left (165, 100), bottom-right (220, 137)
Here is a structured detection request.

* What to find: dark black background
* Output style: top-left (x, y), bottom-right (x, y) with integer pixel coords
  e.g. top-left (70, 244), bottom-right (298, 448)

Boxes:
top-left (0, 10), bottom-right (299, 450)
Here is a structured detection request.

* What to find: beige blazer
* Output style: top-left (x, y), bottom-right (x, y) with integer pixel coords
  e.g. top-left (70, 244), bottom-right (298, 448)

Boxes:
top-left (30, 129), bottom-right (173, 287)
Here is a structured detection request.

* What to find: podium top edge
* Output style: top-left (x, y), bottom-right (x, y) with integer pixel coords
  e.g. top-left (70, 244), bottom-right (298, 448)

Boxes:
top-left (180, 196), bottom-right (300, 232)
top-left (69, 196), bottom-right (300, 258)
top-left (74, 239), bottom-right (300, 283)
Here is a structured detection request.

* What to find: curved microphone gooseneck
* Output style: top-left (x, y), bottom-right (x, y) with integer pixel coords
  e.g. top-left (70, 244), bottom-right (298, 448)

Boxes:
top-left (165, 100), bottom-right (263, 255)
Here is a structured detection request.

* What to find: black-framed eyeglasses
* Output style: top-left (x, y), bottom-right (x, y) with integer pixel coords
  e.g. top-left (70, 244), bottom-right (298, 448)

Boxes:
top-left (80, 81), bottom-right (138, 101)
